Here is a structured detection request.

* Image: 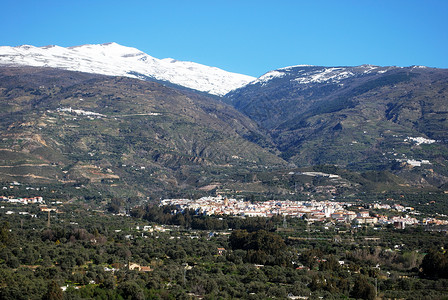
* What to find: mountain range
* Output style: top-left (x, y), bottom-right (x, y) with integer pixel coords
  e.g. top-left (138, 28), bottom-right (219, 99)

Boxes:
top-left (1, 43), bottom-right (447, 201)
top-left (0, 43), bottom-right (254, 96)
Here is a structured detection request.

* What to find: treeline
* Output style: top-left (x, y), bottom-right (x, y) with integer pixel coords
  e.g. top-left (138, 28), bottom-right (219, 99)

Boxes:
top-left (130, 203), bottom-right (282, 232)
top-left (229, 229), bottom-right (289, 266)
top-left (2, 202), bottom-right (448, 299)
top-left (421, 249), bottom-right (448, 279)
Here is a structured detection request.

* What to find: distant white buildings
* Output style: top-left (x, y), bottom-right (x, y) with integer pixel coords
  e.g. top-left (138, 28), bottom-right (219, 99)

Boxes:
top-left (0, 196), bottom-right (44, 205)
top-left (159, 196), bottom-right (446, 226)
top-left (396, 159), bottom-right (431, 167)
top-left (57, 107), bottom-right (106, 118)
top-left (404, 136), bottom-right (437, 145)
top-left (161, 197), bottom-right (350, 221)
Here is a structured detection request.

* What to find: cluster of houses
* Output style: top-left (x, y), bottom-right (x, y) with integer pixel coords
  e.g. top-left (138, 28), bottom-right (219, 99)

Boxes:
top-left (0, 196), bottom-right (66, 217)
top-left (0, 196), bottom-right (44, 205)
top-left (160, 196), bottom-right (349, 219)
top-left (160, 196), bottom-right (447, 227)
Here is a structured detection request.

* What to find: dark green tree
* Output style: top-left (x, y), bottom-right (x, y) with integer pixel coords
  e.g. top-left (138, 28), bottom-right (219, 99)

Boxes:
top-left (118, 280), bottom-right (145, 300)
top-left (0, 221), bottom-right (10, 246)
top-left (351, 275), bottom-right (375, 300)
top-left (43, 280), bottom-right (63, 300)
top-left (421, 248), bottom-right (448, 278)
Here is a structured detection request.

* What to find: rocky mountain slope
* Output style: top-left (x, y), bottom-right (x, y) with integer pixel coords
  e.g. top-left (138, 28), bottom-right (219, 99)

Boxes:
top-left (0, 43), bottom-right (254, 96)
top-left (1, 44), bottom-right (448, 198)
top-left (225, 65), bottom-right (448, 188)
top-left (0, 66), bottom-right (284, 199)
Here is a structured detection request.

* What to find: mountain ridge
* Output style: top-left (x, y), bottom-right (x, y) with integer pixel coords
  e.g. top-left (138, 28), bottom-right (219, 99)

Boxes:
top-left (1, 44), bottom-right (448, 198)
top-left (0, 66), bottom-right (286, 199)
top-left (0, 42), bottom-right (255, 96)
top-left (224, 64), bottom-right (448, 189)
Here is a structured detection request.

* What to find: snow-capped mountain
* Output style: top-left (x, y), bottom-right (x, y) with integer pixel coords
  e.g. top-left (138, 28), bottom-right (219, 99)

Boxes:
top-left (0, 42), bottom-right (255, 96)
top-left (224, 64), bottom-right (432, 130)
top-left (247, 64), bottom-right (399, 87)
top-left (224, 63), bottom-right (448, 180)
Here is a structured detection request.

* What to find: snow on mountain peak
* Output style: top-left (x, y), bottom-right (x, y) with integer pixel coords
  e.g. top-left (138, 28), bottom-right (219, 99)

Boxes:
top-left (279, 64), bottom-right (314, 70)
top-left (0, 42), bottom-right (254, 96)
top-left (247, 64), bottom-right (397, 88)
top-left (250, 70), bottom-right (287, 86)
top-left (69, 42), bottom-right (145, 58)
top-left (293, 67), bottom-right (356, 84)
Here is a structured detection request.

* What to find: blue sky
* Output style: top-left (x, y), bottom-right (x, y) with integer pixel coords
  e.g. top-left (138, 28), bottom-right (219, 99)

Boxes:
top-left (1, 0), bottom-right (447, 77)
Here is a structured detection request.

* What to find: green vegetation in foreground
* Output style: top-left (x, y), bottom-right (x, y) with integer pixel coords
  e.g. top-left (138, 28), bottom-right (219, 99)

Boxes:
top-left (1, 198), bottom-right (448, 299)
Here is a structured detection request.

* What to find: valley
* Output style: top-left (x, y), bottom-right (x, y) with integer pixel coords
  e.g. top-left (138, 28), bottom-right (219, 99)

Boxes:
top-left (0, 43), bottom-right (448, 299)
top-left (1, 62), bottom-right (448, 204)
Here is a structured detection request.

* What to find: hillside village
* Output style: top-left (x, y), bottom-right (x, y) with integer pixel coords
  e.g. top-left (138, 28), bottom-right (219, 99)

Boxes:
top-left (160, 195), bottom-right (448, 227)
top-left (2, 183), bottom-right (448, 228)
